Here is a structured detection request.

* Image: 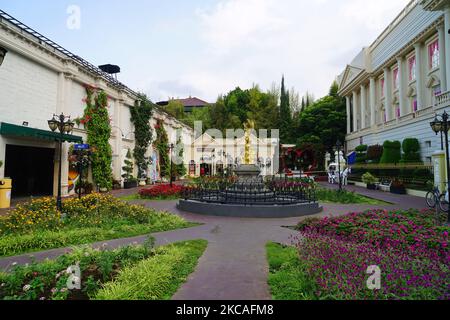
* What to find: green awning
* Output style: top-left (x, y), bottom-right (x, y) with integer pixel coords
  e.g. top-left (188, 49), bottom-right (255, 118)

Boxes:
top-left (0, 122), bottom-right (83, 143)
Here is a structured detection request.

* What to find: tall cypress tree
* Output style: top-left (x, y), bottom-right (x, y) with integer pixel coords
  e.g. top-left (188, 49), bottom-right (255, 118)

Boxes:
top-left (279, 76), bottom-right (293, 143)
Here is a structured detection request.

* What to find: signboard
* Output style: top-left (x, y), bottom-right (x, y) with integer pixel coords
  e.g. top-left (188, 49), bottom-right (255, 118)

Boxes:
top-left (74, 144), bottom-right (90, 151)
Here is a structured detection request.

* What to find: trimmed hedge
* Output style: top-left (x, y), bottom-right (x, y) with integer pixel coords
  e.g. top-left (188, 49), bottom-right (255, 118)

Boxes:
top-left (401, 138), bottom-right (421, 163)
top-left (355, 144), bottom-right (368, 164)
top-left (380, 140), bottom-right (401, 164)
top-left (366, 145), bottom-right (383, 163)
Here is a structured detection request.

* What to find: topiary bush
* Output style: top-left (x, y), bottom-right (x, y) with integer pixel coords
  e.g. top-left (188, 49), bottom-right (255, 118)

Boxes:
top-left (401, 138), bottom-right (422, 163)
top-left (355, 145), bottom-right (368, 164)
top-left (366, 145), bottom-right (383, 164)
top-left (380, 141), bottom-right (401, 164)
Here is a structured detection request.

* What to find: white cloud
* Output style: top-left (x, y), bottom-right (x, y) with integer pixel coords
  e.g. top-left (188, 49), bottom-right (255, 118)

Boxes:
top-left (144, 0), bottom-right (411, 102)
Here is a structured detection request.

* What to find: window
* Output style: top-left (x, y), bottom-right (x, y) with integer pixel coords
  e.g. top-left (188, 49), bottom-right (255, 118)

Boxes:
top-left (428, 39), bottom-right (439, 69)
top-left (393, 68), bottom-right (399, 89)
top-left (381, 78), bottom-right (385, 97)
top-left (412, 97), bottom-right (418, 112)
top-left (434, 85), bottom-right (441, 97)
top-left (408, 56), bottom-right (416, 81)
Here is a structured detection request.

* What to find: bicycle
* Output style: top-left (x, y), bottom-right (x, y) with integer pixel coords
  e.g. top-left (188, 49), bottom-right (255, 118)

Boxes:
top-left (426, 186), bottom-right (449, 213)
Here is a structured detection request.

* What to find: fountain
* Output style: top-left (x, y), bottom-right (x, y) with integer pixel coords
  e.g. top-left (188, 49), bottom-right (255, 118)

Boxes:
top-left (177, 121), bottom-right (322, 218)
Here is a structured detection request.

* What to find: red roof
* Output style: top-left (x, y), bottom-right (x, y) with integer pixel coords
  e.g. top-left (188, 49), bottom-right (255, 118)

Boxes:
top-left (157, 97), bottom-right (210, 107)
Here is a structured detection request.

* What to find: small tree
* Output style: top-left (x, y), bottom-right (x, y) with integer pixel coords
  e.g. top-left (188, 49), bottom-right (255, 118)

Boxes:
top-left (174, 136), bottom-right (187, 179)
top-left (122, 149), bottom-right (135, 182)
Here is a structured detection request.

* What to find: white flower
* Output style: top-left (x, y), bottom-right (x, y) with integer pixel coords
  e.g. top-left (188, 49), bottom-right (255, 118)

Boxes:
top-left (23, 284), bottom-right (31, 292)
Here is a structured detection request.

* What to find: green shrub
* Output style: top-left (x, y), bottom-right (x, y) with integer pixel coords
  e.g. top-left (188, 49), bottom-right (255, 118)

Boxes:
top-left (355, 144), bottom-right (368, 164)
top-left (366, 145), bottom-right (383, 163)
top-left (401, 138), bottom-right (422, 163)
top-left (95, 240), bottom-right (207, 300)
top-left (380, 140), bottom-right (401, 164)
top-left (361, 172), bottom-right (378, 185)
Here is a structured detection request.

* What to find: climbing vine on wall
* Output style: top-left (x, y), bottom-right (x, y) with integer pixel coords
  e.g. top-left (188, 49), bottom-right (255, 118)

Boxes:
top-left (130, 94), bottom-right (154, 179)
top-left (154, 119), bottom-right (170, 178)
top-left (82, 86), bottom-right (113, 190)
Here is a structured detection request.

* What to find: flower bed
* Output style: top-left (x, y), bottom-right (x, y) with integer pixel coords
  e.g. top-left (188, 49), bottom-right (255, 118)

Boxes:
top-left (0, 240), bottom-right (207, 301)
top-left (138, 184), bottom-right (187, 200)
top-left (0, 194), bottom-right (193, 257)
top-left (294, 209), bottom-right (449, 300)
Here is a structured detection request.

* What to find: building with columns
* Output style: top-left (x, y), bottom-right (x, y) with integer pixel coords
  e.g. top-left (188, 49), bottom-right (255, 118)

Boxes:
top-left (338, 0), bottom-right (450, 163)
top-left (0, 10), bottom-right (194, 198)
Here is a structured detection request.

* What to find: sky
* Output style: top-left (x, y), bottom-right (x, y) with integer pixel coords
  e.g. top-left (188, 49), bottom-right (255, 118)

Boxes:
top-left (0, 0), bottom-right (411, 102)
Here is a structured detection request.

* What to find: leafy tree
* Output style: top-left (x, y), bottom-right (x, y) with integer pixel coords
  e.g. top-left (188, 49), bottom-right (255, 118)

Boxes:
top-left (279, 76), bottom-right (293, 143)
top-left (165, 100), bottom-right (185, 119)
top-left (174, 136), bottom-right (187, 178)
top-left (295, 90), bottom-right (346, 153)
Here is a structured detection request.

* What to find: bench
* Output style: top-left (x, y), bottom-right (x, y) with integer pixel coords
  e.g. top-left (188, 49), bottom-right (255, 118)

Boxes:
top-left (379, 180), bottom-right (392, 192)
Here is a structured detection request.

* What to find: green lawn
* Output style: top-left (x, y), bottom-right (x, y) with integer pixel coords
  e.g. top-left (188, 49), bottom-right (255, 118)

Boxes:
top-left (0, 240), bottom-right (207, 300)
top-left (316, 188), bottom-right (389, 205)
top-left (266, 242), bottom-right (318, 300)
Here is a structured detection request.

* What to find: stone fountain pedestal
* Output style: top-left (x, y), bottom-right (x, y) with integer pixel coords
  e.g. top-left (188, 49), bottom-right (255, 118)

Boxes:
top-left (234, 164), bottom-right (261, 181)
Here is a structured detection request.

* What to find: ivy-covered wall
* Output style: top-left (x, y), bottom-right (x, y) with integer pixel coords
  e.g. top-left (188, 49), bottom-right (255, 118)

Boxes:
top-left (82, 86), bottom-right (113, 190)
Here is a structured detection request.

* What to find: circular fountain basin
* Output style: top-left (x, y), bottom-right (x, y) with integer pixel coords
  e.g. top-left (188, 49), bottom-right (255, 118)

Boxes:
top-left (177, 200), bottom-right (322, 218)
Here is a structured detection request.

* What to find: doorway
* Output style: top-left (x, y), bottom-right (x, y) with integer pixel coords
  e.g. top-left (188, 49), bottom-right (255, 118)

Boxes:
top-left (4, 145), bottom-right (55, 198)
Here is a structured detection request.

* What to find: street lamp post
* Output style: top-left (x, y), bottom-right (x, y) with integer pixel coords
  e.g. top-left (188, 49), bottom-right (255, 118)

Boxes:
top-left (168, 143), bottom-right (174, 188)
top-left (336, 140), bottom-right (343, 192)
top-left (430, 111), bottom-right (450, 225)
top-left (48, 113), bottom-right (75, 212)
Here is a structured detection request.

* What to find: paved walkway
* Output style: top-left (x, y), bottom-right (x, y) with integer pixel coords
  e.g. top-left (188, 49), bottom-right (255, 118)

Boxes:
top-left (0, 186), bottom-right (427, 300)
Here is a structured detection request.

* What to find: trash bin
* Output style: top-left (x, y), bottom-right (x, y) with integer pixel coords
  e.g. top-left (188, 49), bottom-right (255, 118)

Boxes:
top-left (0, 179), bottom-right (12, 209)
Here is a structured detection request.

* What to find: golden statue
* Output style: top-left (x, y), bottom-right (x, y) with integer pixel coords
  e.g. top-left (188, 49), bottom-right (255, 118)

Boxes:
top-left (244, 120), bottom-right (255, 165)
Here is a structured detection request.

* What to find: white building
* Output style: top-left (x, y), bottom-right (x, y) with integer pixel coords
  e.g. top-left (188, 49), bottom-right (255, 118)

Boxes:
top-left (188, 132), bottom-right (279, 177)
top-left (338, 0), bottom-right (450, 163)
top-left (0, 10), bottom-right (194, 198)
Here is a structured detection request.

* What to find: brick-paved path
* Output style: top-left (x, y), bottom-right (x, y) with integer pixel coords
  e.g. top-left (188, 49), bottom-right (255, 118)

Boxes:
top-left (0, 185), bottom-right (427, 300)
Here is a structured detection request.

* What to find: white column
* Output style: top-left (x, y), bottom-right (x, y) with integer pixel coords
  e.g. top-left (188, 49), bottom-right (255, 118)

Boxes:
top-left (346, 96), bottom-right (351, 134)
top-left (352, 91), bottom-right (358, 132)
top-left (397, 57), bottom-right (407, 116)
top-left (113, 99), bottom-right (123, 180)
top-left (444, 7), bottom-right (450, 93)
top-left (437, 25), bottom-right (447, 92)
top-left (360, 85), bottom-right (366, 129)
top-left (384, 67), bottom-right (393, 121)
top-left (369, 77), bottom-right (376, 126)
top-left (414, 43), bottom-right (424, 110)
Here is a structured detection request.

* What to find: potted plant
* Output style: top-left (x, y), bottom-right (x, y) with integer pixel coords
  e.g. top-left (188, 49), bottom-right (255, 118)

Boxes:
top-left (362, 172), bottom-right (378, 190)
top-left (390, 179), bottom-right (406, 195)
top-left (112, 179), bottom-right (122, 190)
top-left (122, 149), bottom-right (138, 189)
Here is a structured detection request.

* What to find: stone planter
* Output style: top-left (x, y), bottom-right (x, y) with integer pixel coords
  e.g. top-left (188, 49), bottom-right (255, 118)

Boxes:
top-left (124, 181), bottom-right (138, 189)
top-left (139, 179), bottom-right (146, 187)
top-left (390, 186), bottom-right (406, 195)
top-left (367, 184), bottom-right (377, 190)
